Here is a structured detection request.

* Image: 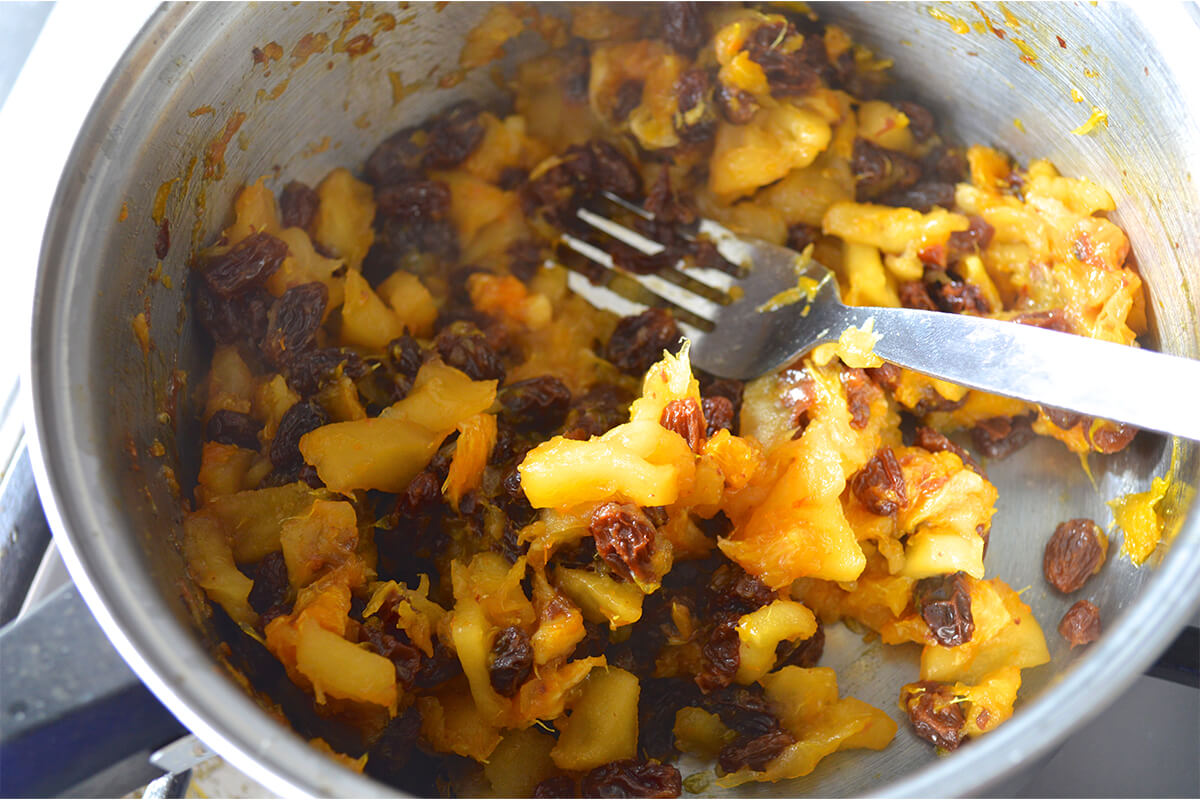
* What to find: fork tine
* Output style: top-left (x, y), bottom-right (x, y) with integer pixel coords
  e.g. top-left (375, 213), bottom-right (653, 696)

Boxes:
top-left (559, 232), bottom-right (725, 322)
top-left (573, 205), bottom-right (740, 297)
top-left (565, 271), bottom-right (707, 341)
top-left (576, 207), bottom-right (665, 255)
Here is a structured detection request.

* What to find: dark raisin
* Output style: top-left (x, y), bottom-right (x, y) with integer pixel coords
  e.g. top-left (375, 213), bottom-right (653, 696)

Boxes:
top-left (365, 127), bottom-right (423, 186)
top-left (586, 140), bottom-right (642, 199)
top-left (205, 410), bottom-right (263, 451)
top-left (501, 376), bottom-right (572, 431)
top-left (298, 464), bottom-right (323, 489)
top-left (928, 273), bottom-right (990, 314)
top-left (882, 181), bottom-right (956, 213)
top-left (698, 375), bottom-right (744, 412)
top-left (830, 48), bottom-right (883, 99)
top-left (899, 281), bottom-right (938, 311)
top-left (786, 223), bottom-right (819, 253)
top-left (1040, 407), bottom-right (1083, 434)
top-left (248, 551), bottom-right (291, 623)
top-left (852, 138), bottom-right (923, 202)
top-left (375, 214), bottom-right (460, 261)
top-left (903, 681), bottom-right (965, 750)
top-left (580, 759), bottom-right (682, 798)
top-left (866, 361), bottom-right (902, 393)
top-left (697, 614), bottom-right (741, 693)
top-left (376, 179), bottom-right (451, 222)
top-left (718, 729), bottom-right (795, 773)
top-left (396, 471), bottom-right (442, 517)
top-left (535, 776), bottom-right (578, 798)
top-left (841, 367), bottom-right (878, 429)
top-left (590, 503), bottom-right (657, 583)
top-left (194, 283), bottom-right (272, 346)
top-left (565, 383), bottom-right (634, 439)
top-left (507, 240), bottom-right (543, 283)
top-left (702, 396), bottom-right (735, 438)
top-left (947, 215), bottom-right (995, 254)
top-left (1014, 309), bottom-right (1074, 333)
top-left (1086, 421), bottom-right (1137, 454)
top-left (563, 49), bottom-right (591, 104)
top-left (896, 101), bottom-right (937, 142)
top-left (155, 217), bottom-right (170, 260)
top-left (612, 80), bottom-right (643, 123)
top-left (644, 171), bottom-right (697, 226)
top-left (498, 520), bottom-right (529, 564)
top-left (715, 83), bottom-right (758, 124)
top-left (285, 347), bottom-right (367, 397)
top-left (488, 626), bottom-right (534, 697)
top-left (915, 572), bottom-right (975, 646)
top-left (360, 616), bottom-right (423, 688)
top-left (776, 620), bottom-right (824, 668)
top-left (662, 2), bottom-right (704, 53)
top-left (280, 181), bottom-right (320, 230)
top-left (1058, 600), bottom-right (1101, 648)
top-left (1044, 518), bottom-right (1106, 593)
top-left (364, 706), bottom-right (423, 785)
top-left (262, 282), bottom-right (328, 368)
top-left (744, 21), bottom-right (824, 96)
top-left (423, 100), bottom-right (485, 168)
top-left (611, 242), bottom-right (678, 275)
top-left (851, 448), bottom-right (908, 516)
top-left (414, 637), bottom-right (463, 688)
top-left (201, 232), bottom-right (288, 297)
top-left (269, 401), bottom-right (328, 472)
top-left (435, 321), bottom-right (505, 382)
top-left (971, 414), bottom-right (1035, 459)
top-left (913, 426), bottom-right (983, 475)
top-left (606, 308), bottom-right (681, 376)
top-left (673, 67), bottom-right (717, 143)
top-left (660, 397), bottom-right (705, 451)
top-left (386, 334), bottom-right (426, 380)
top-left (700, 685), bottom-right (777, 737)
top-left (925, 146), bottom-right (969, 184)
top-left (522, 140), bottom-right (641, 224)
top-left (638, 678), bottom-right (701, 761)
top-left (707, 563), bottom-right (773, 617)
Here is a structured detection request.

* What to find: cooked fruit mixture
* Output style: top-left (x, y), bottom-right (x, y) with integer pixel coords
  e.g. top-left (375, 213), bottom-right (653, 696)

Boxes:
top-left (181, 3), bottom-right (1147, 795)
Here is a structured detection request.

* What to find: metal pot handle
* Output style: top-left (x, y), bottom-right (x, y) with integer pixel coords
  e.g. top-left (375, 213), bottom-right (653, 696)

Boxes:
top-left (0, 581), bottom-right (187, 797)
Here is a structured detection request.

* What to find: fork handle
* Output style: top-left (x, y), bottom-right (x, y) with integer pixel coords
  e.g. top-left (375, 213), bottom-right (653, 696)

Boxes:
top-left (847, 305), bottom-right (1200, 441)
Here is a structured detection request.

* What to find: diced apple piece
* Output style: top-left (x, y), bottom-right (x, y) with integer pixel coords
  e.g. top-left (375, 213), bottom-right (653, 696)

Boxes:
top-left (551, 667), bottom-right (640, 771)
top-left (418, 684), bottom-right (503, 762)
top-left (298, 417), bottom-right (445, 495)
top-left (377, 270), bottom-right (437, 337)
top-left (312, 168), bottom-right (375, 270)
top-left (295, 619), bottom-right (397, 710)
top-left (196, 442), bottom-right (256, 505)
top-left (443, 413), bottom-right (497, 510)
top-left (555, 568), bottom-right (643, 629)
top-left (340, 268), bottom-right (406, 349)
top-left (206, 482), bottom-right (317, 563)
top-left (182, 509), bottom-right (256, 627)
top-left (279, 499), bottom-right (359, 588)
top-left (485, 727), bottom-right (559, 796)
top-left (735, 600), bottom-right (819, 684)
top-left (382, 360), bottom-right (498, 435)
top-left (519, 435), bottom-right (680, 509)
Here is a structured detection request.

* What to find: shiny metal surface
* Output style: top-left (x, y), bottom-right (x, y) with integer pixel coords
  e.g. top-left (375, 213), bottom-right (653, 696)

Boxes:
top-left (561, 206), bottom-right (1200, 438)
top-left (26, 3), bottom-right (1200, 798)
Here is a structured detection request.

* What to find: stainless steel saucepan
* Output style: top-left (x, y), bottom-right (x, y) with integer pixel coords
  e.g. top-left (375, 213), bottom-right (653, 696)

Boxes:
top-left (10, 3), bottom-right (1200, 796)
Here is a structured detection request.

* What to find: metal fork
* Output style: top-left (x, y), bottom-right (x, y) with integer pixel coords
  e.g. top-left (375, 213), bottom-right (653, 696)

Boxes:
top-left (557, 194), bottom-right (1200, 442)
